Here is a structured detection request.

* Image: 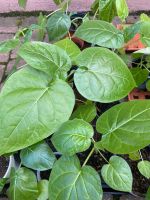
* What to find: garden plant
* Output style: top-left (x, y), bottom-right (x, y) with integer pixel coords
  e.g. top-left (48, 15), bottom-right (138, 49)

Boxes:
top-left (0, 0), bottom-right (150, 199)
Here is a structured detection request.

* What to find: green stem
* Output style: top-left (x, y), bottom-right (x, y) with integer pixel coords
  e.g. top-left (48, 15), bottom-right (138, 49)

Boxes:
top-left (82, 147), bottom-right (95, 167)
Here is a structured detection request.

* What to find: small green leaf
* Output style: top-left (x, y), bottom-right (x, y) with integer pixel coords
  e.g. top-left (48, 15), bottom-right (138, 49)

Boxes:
top-left (96, 100), bottom-right (150, 154)
top-left (18, 41), bottom-right (71, 80)
top-left (8, 168), bottom-right (38, 200)
top-left (18, 0), bottom-right (27, 8)
top-left (124, 22), bottom-right (141, 43)
top-left (0, 39), bottom-right (20, 53)
top-left (101, 156), bottom-right (133, 192)
top-left (53, 0), bottom-right (64, 5)
top-left (140, 13), bottom-right (150, 22)
top-left (47, 11), bottom-right (71, 42)
top-left (129, 151), bottom-right (140, 161)
top-left (130, 67), bottom-right (148, 86)
top-left (116, 0), bottom-right (129, 21)
top-left (75, 20), bottom-right (124, 48)
top-left (138, 160), bottom-right (150, 179)
top-left (99, 0), bottom-right (117, 22)
top-left (74, 47), bottom-right (135, 103)
top-left (0, 178), bottom-right (7, 193)
top-left (49, 155), bottom-right (103, 200)
top-left (51, 119), bottom-right (94, 155)
top-left (140, 22), bottom-right (150, 47)
top-left (146, 80), bottom-right (150, 91)
top-left (55, 38), bottom-right (81, 62)
top-left (37, 180), bottom-right (49, 200)
top-left (20, 142), bottom-right (56, 171)
top-left (71, 102), bottom-right (97, 122)
top-left (133, 47), bottom-right (150, 59)
top-left (0, 67), bottom-right (75, 156)
top-left (146, 186), bottom-right (150, 200)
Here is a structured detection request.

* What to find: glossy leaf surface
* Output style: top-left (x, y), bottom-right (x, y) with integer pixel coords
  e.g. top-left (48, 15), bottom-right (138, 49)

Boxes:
top-left (96, 100), bottom-right (150, 154)
top-left (74, 47), bottom-right (135, 102)
top-left (49, 156), bottom-right (103, 200)
top-left (51, 119), bottom-right (94, 155)
top-left (0, 67), bottom-right (75, 155)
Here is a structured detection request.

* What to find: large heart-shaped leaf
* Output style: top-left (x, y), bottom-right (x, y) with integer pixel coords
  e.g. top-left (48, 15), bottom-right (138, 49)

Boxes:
top-left (7, 168), bottom-right (38, 200)
top-left (47, 11), bottom-right (71, 42)
top-left (96, 100), bottom-right (150, 154)
top-left (20, 141), bottom-right (56, 171)
top-left (101, 156), bottom-right (133, 192)
top-left (18, 42), bottom-right (71, 80)
top-left (51, 119), bottom-right (94, 155)
top-left (138, 160), bottom-right (150, 179)
top-left (55, 38), bottom-right (81, 62)
top-left (0, 67), bottom-right (75, 155)
top-left (71, 102), bottom-right (97, 122)
top-left (49, 155), bottom-right (103, 200)
top-left (74, 47), bottom-right (135, 103)
top-left (74, 20), bottom-right (124, 48)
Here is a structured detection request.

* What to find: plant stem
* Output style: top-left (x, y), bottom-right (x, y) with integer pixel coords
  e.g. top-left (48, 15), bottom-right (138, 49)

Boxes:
top-left (92, 138), bottom-right (109, 163)
top-left (82, 147), bottom-right (95, 167)
top-left (139, 150), bottom-right (144, 161)
top-left (93, 7), bottom-right (99, 20)
top-left (46, 8), bottom-right (62, 18)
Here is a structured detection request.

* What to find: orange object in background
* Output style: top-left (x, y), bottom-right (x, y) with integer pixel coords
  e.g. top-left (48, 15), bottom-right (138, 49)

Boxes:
top-left (128, 88), bottom-right (150, 100)
top-left (117, 24), bottom-right (145, 51)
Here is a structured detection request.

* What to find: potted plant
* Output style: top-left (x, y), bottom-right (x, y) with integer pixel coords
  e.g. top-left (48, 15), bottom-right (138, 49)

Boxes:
top-left (0, 0), bottom-right (150, 199)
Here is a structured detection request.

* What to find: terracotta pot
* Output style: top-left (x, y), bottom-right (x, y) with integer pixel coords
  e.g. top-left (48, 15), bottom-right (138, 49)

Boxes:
top-left (117, 24), bottom-right (145, 51)
top-left (128, 88), bottom-right (150, 101)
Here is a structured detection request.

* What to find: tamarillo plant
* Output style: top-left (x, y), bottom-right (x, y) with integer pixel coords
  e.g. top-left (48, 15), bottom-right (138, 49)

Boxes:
top-left (0, 0), bottom-right (150, 199)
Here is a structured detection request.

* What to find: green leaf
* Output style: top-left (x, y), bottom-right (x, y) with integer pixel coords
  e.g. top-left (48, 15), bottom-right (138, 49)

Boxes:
top-left (99, 0), bottom-right (117, 22)
top-left (18, 41), bottom-right (71, 80)
top-left (74, 47), bottom-right (135, 103)
top-left (0, 67), bottom-right (75, 156)
top-left (18, 0), bottom-right (27, 8)
top-left (138, 160), bottom-right (150, 179)
top-left (0, 39), bottom-right (20, 53)
top-left (7, 168), bottom-right (38, 200)
top-left (53, 0), bottom-right (64, 5)
top-left (140, 22), bottom-right (150, 47)
top-left (75, 20), bottom-right (124, 48)
top-left (140, 13), bottom-right (150, 22)
top-left (116, 0), bottom-right (129, 21)
top-left (0, 178), bottom-right (7, 193)
top-left (71, 102), bottom-right (97, 122)
top-left (51, 119), bottom-right (94, 155)
top-left (130, 67), bottom-right (148, 86)
top-left (101, 156), bottom-right (133, 192)
top-left (129, 151), bottom-right (140, 161)
top-left (96, 100), bottom-right (150, 154)
top-left (49, 155), bottom-right (103, 200)
top-left (146, 80), bottom-right (150, 91)
top-left (133, 47), bottom-right (150, 59)
top-left (20, 142), bottom-right (56, 171)
top-left (146, 186), bottom-right (150, 200)
top-left (124, 22), bottom-right (141, 43)
top-left (37, 180), bottom-right (49, 200)
top-left (47, 11), bottom-right (71, 42)
top-left (55, 38), bottom-right (81, 62)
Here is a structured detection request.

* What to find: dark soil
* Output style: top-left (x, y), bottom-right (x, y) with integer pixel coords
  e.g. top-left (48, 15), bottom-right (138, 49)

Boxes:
top-left (0, 157), bottom-right (9, 178)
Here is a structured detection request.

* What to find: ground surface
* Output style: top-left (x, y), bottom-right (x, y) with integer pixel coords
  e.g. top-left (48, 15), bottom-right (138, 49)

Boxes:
top-left (0, 0), bottom-right (149, 14)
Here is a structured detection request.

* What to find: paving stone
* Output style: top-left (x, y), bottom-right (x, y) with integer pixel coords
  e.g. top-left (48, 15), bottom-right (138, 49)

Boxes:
top-left (20, 16), bottom-right (37, 28)
top-left (0, 53), bottom-right (9, 63)
top-left (120, 195), bottom-right (145, 200)
top-left (0, 33), bottom-right (14, 42)
top-left (0, 17), bottom-right (19, 34)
